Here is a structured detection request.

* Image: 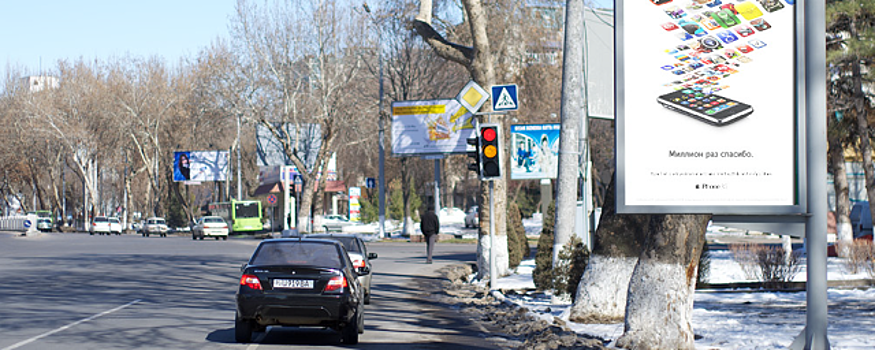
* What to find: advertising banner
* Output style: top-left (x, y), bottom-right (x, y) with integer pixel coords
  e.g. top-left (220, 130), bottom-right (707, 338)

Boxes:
top-left (173, 151), bottom-right (229, 182)
top-left (617, 0), bottom-right (801, 214)
top-left (349, 187), bottom-right (361, 223)
top-left (510, 124), bottom-right (560, 180)
top-left (391, 99), bottom-right (477, 156)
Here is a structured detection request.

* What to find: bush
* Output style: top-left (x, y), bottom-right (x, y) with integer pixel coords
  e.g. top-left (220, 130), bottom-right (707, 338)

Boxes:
top-left (552, 236), bottom-right (590, 302)
top-left (730, 243), bottom-right (802, 289)
top-left (533, 202), bottom-right (556, 290)
top-left (838, 239), bottom-right (875, 278)
top-left (506, 201), bottom-right (527, 270)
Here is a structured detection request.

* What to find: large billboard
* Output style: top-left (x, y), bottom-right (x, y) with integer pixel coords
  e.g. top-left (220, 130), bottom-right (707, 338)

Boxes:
top-left (391, 99), bottom-right (477, 156)
top-left (616, 0), bottom-right (802, 214)
top-left (173, 151), bottom-right (229, 182)
top-left (510, 124), bottom-right (560, 180)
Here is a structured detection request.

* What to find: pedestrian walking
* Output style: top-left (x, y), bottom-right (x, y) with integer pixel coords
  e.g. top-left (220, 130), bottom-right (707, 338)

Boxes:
top-left (420, 203), bottom-right (440, 264)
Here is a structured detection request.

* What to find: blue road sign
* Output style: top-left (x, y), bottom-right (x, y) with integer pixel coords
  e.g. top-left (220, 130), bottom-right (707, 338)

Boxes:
top-left (366, 177), bottom-right (376, 189)
top-left (491, 84), bottom-right (519, 112)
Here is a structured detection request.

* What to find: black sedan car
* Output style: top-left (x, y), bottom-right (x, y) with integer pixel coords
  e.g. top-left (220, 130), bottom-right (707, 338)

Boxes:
top-left (235, 238), bottom-right (367, 344)
top-left (307, 234), bottom-right (378, 304)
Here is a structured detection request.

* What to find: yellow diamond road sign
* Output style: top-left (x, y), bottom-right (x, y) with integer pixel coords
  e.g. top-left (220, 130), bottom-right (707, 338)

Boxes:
top-left (456, 80), bottom-right (489, 113)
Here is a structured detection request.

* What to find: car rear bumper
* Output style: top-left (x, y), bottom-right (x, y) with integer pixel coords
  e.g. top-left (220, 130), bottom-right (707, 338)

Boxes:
top-left (237, 294), bottom-right (355, 327)
top-left (201, 229), bottom-right (229, 236)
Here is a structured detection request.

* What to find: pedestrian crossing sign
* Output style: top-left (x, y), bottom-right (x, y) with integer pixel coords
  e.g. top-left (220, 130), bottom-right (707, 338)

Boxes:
top-left (491, 84), bottom-right (518, 112)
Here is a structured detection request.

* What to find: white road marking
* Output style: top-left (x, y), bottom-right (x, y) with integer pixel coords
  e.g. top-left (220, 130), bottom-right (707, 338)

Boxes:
top-left (2, 299), bottom-right (142, 350)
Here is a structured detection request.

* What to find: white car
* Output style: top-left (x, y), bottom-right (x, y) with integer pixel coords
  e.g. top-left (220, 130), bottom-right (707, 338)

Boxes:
top-left (90, 216), bottom-right (120, 235)
top-left (143, 217), bottom-right (169, 237)
top-left (320, 215), bottom-right (357, 232)
top-left (464, 206), bottom-right (479, 228)
top-left (192, 216), bottom-right (229, 240)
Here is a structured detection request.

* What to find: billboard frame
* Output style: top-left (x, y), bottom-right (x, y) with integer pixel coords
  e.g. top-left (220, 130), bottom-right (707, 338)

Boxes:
top-left (614, 0), bottom-right (806, 215)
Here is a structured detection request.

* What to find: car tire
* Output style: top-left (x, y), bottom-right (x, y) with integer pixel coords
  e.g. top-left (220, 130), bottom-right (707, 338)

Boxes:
top-left (192, 234), bottom-right (197, 240)
top-left (145, 233), bottom-right (149, 237)
top-left (364, 292), bottom-right (371, 305)
top-left (234, 315), bottom-right (253, 343)
top-left (323, 226), bottom-right (329, 233)
top-left (222, 236), bottom-right (228, 241)
top-left (341, 308), bottom-right (361, 344)
top-left (215, 237), bottom-right (219, 240)
top-left (90, 232), bottom-right (94, 236)
top-left (199, 236), bottom-right (204, 240)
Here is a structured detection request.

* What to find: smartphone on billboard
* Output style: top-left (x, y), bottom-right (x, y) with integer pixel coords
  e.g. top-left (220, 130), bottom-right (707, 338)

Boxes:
top-left (657, 89), bottom-right (753, 126)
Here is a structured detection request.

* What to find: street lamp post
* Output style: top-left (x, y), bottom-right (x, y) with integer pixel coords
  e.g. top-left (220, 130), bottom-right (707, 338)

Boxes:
top-left (363, 3), bottom-right (386, 238)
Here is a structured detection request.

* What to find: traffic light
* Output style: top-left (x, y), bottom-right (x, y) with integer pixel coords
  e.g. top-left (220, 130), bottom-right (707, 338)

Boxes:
top-left (466, 135), bottom-right (481, 174)
top-left (479, 124), bottom-right (502, 179)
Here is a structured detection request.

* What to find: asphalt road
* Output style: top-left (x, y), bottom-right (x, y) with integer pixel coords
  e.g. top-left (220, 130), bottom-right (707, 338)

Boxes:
top-left (0, 231), bottom-right (500, 350)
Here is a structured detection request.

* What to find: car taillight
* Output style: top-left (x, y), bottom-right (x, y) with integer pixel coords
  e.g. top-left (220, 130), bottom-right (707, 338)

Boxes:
top-left (323, 276), bottom-right (347, 293)
top-left (240, 274), bottom-right (262, 290)
top-left (353, 259), bottom-right (366, 269)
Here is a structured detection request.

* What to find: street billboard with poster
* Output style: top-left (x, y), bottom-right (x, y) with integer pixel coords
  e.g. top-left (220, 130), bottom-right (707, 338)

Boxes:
top-left (173, 151), bottom-right (229, 182)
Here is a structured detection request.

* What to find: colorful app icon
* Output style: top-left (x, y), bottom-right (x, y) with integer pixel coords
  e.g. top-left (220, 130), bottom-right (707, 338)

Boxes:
top-left (723, 49), bottom-right (740, 59)
top-left (665, 5), bottom-right (687, 19)
top-left (716, 31), bottom-right (739, 44)
top-left (735, 25), bottom-right (756, 37)
top-left (698, 17), bottom-right (722, 30)
top-left (720, 3), bottom-right (737, 14)
top-left (751, 18), bottom-right (772, 31)
top-left (699, 36), bottom-right (724, 51)
top-left (737, 56), bottom-right (753, 63)
top-left (662, 22), bottom-right (680, 31)
top-left (748, 39), bottom-right (767, 48)
top-left (757, 0), bottom-right (784, 12)
top-left (735, 2), bottom-right (764, 20)
top-left (675, 31), bottom-right (694, 41)
top-left (706, 0), bottom-right (723, 8)
top-left (652, 0), bottom-right (673, 4)
top-left (679, 19), bottom-right (707, 37)
top-left (711, 9), bottom-right (741, 28)
top-left (784, 0), bottom-right (795, 4)
top-left (736, 44), bottom-right (754, 53)
top-left (661, 65), bottom-right (676, 70)
top-left (689, 62), bottom-right (705, 70)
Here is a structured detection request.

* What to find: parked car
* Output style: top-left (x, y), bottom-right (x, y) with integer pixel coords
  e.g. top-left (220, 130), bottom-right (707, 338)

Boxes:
top-left (235, 238), bottom-right (366, 344)
top-left (464, 206), bottom-right (479, 228)
top-left (192, 216), bottom-right (229, 240)
top-left (108, 217), bottom-right (122, 235)
top-left (142, 217), bottom-right (169, 237)
top-left (321, 214), bottom-right (356, 232)
top-left (849, 202), bottom-right (875, 240)
top-left (36, 218), bottom-right (53, 232)
top-left (90, 216), bottom-right (113, 235)
top-left (308, 234), bottom-right (378, 304)
top-left (439, 207), bottom-right (466, 224)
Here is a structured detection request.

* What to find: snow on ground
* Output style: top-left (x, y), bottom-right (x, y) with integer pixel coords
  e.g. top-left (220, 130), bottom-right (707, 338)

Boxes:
top-left (490, 218), bottom-right (875, 349)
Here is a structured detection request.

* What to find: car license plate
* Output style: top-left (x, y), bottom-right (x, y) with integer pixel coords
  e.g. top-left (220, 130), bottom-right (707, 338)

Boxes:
top-left (272, 279), bottom-right (313, 289)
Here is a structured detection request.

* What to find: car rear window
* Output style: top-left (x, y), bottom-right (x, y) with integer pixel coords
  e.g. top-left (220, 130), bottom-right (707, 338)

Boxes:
top-left (204, 217), bottom-right (224, 223)
top-left (109, 218), bottom-right (120, 223)
top-left (251, 242), bottom-right (342, 267)
top-left (94, 217), bottom-right (108, 223)
top-left (309, 236), bottom-right (361, 253)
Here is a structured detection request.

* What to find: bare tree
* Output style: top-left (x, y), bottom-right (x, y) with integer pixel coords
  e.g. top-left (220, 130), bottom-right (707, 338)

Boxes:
top-left (230, 0), bottom-right (371, 231)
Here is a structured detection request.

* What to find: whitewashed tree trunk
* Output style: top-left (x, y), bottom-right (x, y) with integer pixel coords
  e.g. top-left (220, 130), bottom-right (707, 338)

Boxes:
top-left (616, 214), bottom-right (709, 350)
top-left (570, 176), bottom-right (648, 323)
top-left (570, 255), bottom-right (638, 323)
top-left (828, 117), bottom-right (853, 256)
top-left (477, 233), bottom-right (509, 279)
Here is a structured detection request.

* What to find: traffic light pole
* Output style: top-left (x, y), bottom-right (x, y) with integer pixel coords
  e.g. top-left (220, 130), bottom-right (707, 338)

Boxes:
top-left (488, 179), bottom-right (496, 291)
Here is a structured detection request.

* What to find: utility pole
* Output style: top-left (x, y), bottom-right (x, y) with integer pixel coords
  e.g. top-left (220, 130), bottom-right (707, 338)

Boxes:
top-left (363, 2), bottom-right (386, 238)
top-left (553, 0), bottom-right (587, 264)
top-left (237, 114), bottom-right (243, 200)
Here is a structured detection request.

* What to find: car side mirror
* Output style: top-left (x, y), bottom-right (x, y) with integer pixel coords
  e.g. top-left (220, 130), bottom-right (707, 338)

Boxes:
top-left (368, 253), bottom-right (378, 260)
top-left (357, 266), bottom-right (371, 276)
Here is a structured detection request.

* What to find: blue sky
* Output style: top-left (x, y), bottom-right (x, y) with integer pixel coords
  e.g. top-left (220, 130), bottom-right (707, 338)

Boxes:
top-left (1, 0), bottom-right (613, 78)
top-left (0, 0), bottom-right (238, 77)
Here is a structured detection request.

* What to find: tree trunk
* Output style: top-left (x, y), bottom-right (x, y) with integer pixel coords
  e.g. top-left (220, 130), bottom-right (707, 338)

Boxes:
top-left (851, 62), bottom-right (875, 235)
top-left (569, 175), bottom-right (648, 323)
top-left (553, 0), bottom-right (586, 264)
top-left (414, 0), bottom-right (508, 279)
top-left (828, 114), bottom-right (853, 255)
top-left (297, 177), bottom-right (315, 233)
top-left (401, 158), bottom-right (413, 236)
top-left (615, 214), bottom-right (709, 350)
